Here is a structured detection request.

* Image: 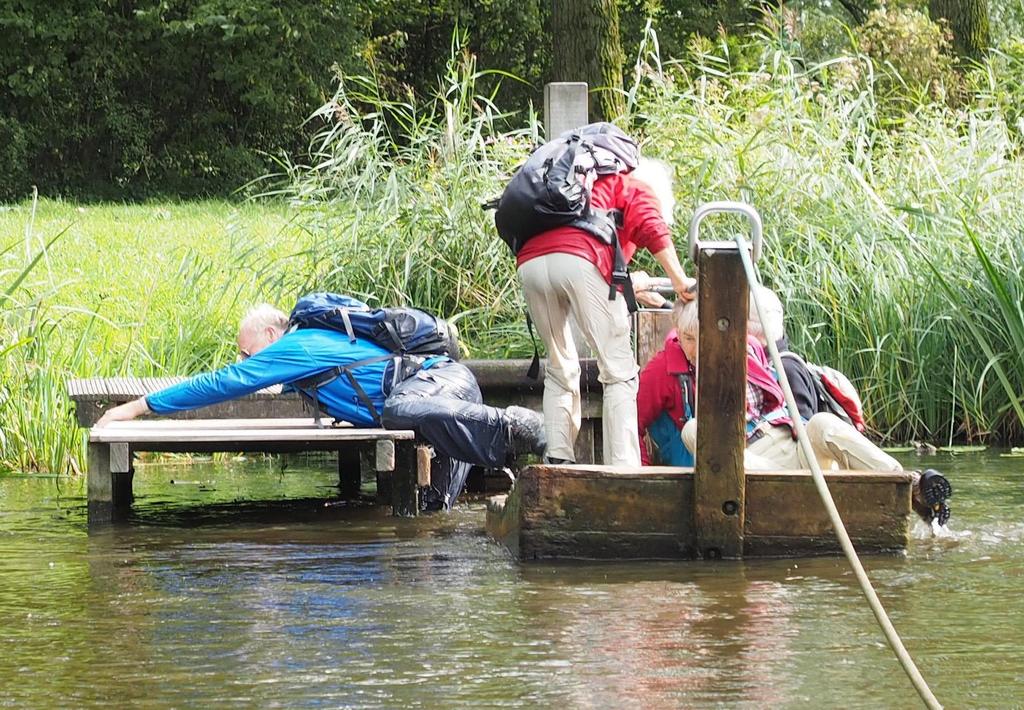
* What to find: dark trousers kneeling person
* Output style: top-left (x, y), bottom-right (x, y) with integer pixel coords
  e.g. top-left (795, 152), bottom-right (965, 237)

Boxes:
top-left (382, 359), bottom-right (543, 510)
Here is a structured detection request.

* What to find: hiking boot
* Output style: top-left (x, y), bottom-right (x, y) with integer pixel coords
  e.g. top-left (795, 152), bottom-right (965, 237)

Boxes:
top-left (505, 406), bottom-right (546, 458)
top-left (543, 456), bottom-right (575, 465)
top-left (912, 469), bottom-right (952, 526)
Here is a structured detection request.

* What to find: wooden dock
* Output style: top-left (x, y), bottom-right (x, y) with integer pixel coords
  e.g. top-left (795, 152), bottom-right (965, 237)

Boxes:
top-left (87, 418), bottom-right (427, 524)
top-left (68, 359), bottom-right (604, 463)
top-left (486, 464), bottom-right (912, 560)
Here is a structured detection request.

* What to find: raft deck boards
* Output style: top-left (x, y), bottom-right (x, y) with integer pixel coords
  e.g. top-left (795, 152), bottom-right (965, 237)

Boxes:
top-left (486, 464), bottom-right (913, 560)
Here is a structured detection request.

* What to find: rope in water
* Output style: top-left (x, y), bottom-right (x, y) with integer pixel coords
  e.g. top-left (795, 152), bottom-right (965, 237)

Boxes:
top-left (735, 236), bottom-right (942, 710)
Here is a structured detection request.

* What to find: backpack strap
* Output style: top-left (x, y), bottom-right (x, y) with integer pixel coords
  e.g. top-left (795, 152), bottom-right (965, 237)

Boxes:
top-left (292, 354), bottom-right (422, 427)
top-left (574, 206), bottom-right (637, 313)
top-left (525, 310), bottom-right (541, 380)
top-left (609, 229), bottom-right (638, 313)
top-left (328, 307), bottom-right (357, 343)
top-left (292, 367), bottom-right (344, 428)
top-left (675, 373), bottom-right (695, 420)
top-left (381, 319), bottom-right (405, 352)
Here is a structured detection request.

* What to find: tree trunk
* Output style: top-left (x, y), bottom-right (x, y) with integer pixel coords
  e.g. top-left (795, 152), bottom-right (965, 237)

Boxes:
top-left (549, 0), bottom-right (625, 123)
top-left (929, 0), bottom-right (990, 59)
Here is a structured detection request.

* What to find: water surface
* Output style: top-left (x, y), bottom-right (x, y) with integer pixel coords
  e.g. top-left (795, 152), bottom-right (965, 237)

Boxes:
top-left (1, 451), bottom-right (1021, 708)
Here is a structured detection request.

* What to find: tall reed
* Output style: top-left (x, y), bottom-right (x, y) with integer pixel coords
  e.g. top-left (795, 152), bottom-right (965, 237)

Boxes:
top-left (0, 200), bottom-right (305, 473)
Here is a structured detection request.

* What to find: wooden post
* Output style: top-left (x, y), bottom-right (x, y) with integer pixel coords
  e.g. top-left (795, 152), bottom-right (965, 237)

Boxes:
top-left (110, 442), bottom-right (133, 512)
top-left (88, 441), bottom-right (132, 525)
top-left (391, 442), bottom-right (419, 517)
top-left (694, 243), bottom-right (748, 559)
top-left (338, 445), bottom-right (363, 499)
top-left (375, 439), bottom-right (395, 505)
top-left (416, 445), bottom-right (433, 487)
top-left (87, 442), bottom-right (112, 525)
top-left (634, 308), bottom-right (675, 369)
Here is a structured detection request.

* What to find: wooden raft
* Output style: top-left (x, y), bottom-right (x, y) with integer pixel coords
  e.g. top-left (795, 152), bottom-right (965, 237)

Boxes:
top-left (485, 464), bottom-right (913, 560)
top-left (87, 418), bottom-right (429, 525)
top-left (487, 204), bottom-right (915, 560)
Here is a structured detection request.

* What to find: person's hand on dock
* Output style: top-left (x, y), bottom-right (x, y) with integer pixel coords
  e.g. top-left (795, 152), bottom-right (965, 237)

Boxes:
top-left (95, 397), bottom-right (150, 427)
top-left (631, 271), bottom-right (669, 308)
top-left (674, 276), bottom-right (697, 302)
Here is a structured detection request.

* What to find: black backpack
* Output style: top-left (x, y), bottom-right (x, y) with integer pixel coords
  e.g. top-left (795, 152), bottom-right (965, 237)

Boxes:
top-left (286, 293), bottom-right (459, 425)
top-left (490, 122), bottom-right (640, 254)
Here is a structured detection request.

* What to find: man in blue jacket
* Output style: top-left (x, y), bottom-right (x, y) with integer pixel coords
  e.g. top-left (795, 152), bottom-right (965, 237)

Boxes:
top-left (96, 304), bottom-right (545, 511)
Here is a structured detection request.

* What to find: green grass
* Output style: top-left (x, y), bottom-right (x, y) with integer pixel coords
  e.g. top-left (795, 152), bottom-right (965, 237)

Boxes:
top-left (0, 199), bottom-right (307, 473)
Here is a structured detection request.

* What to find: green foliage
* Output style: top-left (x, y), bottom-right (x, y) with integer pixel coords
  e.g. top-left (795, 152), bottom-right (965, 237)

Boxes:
top-left (855, 6), bottom-right (958, 106)
top-left (0, 199), bottom-right (305, 472)
top-left (618, 0), bottom-right (755, 62)
top-left (0, 1), bottom-right (367, 201)
top-left (968, 38), bottom-right (1024, 145)
top-left (633, 24), bottom-right (1024, 442)
top-left (361, 0), bottom-right (546, 107)
top-left (264, 48), bottom-right (536, 358)
top-left (989, 0), bottom-right (1024, 44)
top-left (10, 24), bottom-right (1024, 472)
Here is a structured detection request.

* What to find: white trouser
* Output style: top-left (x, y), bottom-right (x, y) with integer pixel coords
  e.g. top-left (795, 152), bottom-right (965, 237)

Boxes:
top-left (805, 412), bottom-right (902, 472)
top-left (681, 411), bottom-right (902, 472)
top-left (518, 253), bottom-right (641, 466)
top-left (681, 419), bottom-right (805, 470)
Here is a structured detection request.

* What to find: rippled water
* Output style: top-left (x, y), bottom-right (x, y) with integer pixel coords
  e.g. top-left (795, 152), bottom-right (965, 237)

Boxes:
top-left (1, 451), bottom-right (1021, 708)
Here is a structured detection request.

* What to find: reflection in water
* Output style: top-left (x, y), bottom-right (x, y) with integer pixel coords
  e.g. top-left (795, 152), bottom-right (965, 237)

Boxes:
top-left (0, 451), bottom-right (1022, 708)
top-left (513, 567), bottom-right (798, 708)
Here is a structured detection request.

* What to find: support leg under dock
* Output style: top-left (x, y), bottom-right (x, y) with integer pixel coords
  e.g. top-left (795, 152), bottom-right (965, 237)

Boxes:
top-left (88, 442), bottom-right (133, 525)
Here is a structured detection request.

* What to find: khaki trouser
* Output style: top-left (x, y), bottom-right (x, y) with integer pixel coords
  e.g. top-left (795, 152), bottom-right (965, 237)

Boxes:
top-left (682, 411), bottom-right (902, 472)
top-left (518, 253), bottom-right (641, 466)
top-left (682, 419), bottom-right (805, 470)
top-left (805, 412), bottom-right (902, 472)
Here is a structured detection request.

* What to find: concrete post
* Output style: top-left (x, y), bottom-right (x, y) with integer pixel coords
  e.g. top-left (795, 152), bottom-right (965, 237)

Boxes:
top-left (543, 82), bottom-right (589, 139)
top-left (543, 82), bottom-right (596, 360)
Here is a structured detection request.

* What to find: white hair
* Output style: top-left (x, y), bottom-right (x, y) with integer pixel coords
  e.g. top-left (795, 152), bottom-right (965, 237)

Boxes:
top-left (748, 285), bottom-right (785, 344)
top-left (630, 157), bottom-right (676, 225)
top-left (673, 299), bottom-right (699, 337)
top-left (239, 304), bottom-right (289, 335)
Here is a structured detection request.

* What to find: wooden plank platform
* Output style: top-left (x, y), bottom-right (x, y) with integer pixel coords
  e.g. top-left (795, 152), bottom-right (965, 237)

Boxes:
top-left (90, 424), bottom-right (412, 446)
top-left (87, 418), bottom-right (425, 525)
top-left (66, 359), bottom-right (605, 462)
top-left (486, 464), bottom-right (913, 560)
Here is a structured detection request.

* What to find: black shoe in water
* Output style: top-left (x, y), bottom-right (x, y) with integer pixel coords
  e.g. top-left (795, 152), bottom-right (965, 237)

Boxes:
top-left (913, 469), bottom-right (952, 526)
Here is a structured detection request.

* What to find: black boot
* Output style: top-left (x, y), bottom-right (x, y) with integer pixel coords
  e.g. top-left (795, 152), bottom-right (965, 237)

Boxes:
top-left (504, 406), bottom-right (546, 458)
top-left (912, 469), bottom-right (952, 525)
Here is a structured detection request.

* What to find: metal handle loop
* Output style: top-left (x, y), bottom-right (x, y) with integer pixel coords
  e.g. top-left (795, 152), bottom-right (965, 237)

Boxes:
top-left (687, 201), bottom-right (763, 264)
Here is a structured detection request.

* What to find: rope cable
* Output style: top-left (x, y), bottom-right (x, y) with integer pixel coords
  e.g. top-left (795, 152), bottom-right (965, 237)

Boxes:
top-left (735, 236), bottom-right (942, 710)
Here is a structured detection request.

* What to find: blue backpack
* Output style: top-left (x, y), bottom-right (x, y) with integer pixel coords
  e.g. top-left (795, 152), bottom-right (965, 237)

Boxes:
top-left (288, 293), bottom-right (458, 358)
top-left (287, 293), bottom-right (459, 425)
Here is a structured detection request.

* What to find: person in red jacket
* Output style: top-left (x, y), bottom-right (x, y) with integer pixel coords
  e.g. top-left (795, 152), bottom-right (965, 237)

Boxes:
top-left (516, 158), bottom-right (695, 466)
top-left (636, 329), bottom-right (695, 466)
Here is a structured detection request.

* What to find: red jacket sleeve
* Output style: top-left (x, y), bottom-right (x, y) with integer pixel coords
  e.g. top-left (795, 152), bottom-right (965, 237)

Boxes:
top-left (619, 176), bottom-right (673, 256)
